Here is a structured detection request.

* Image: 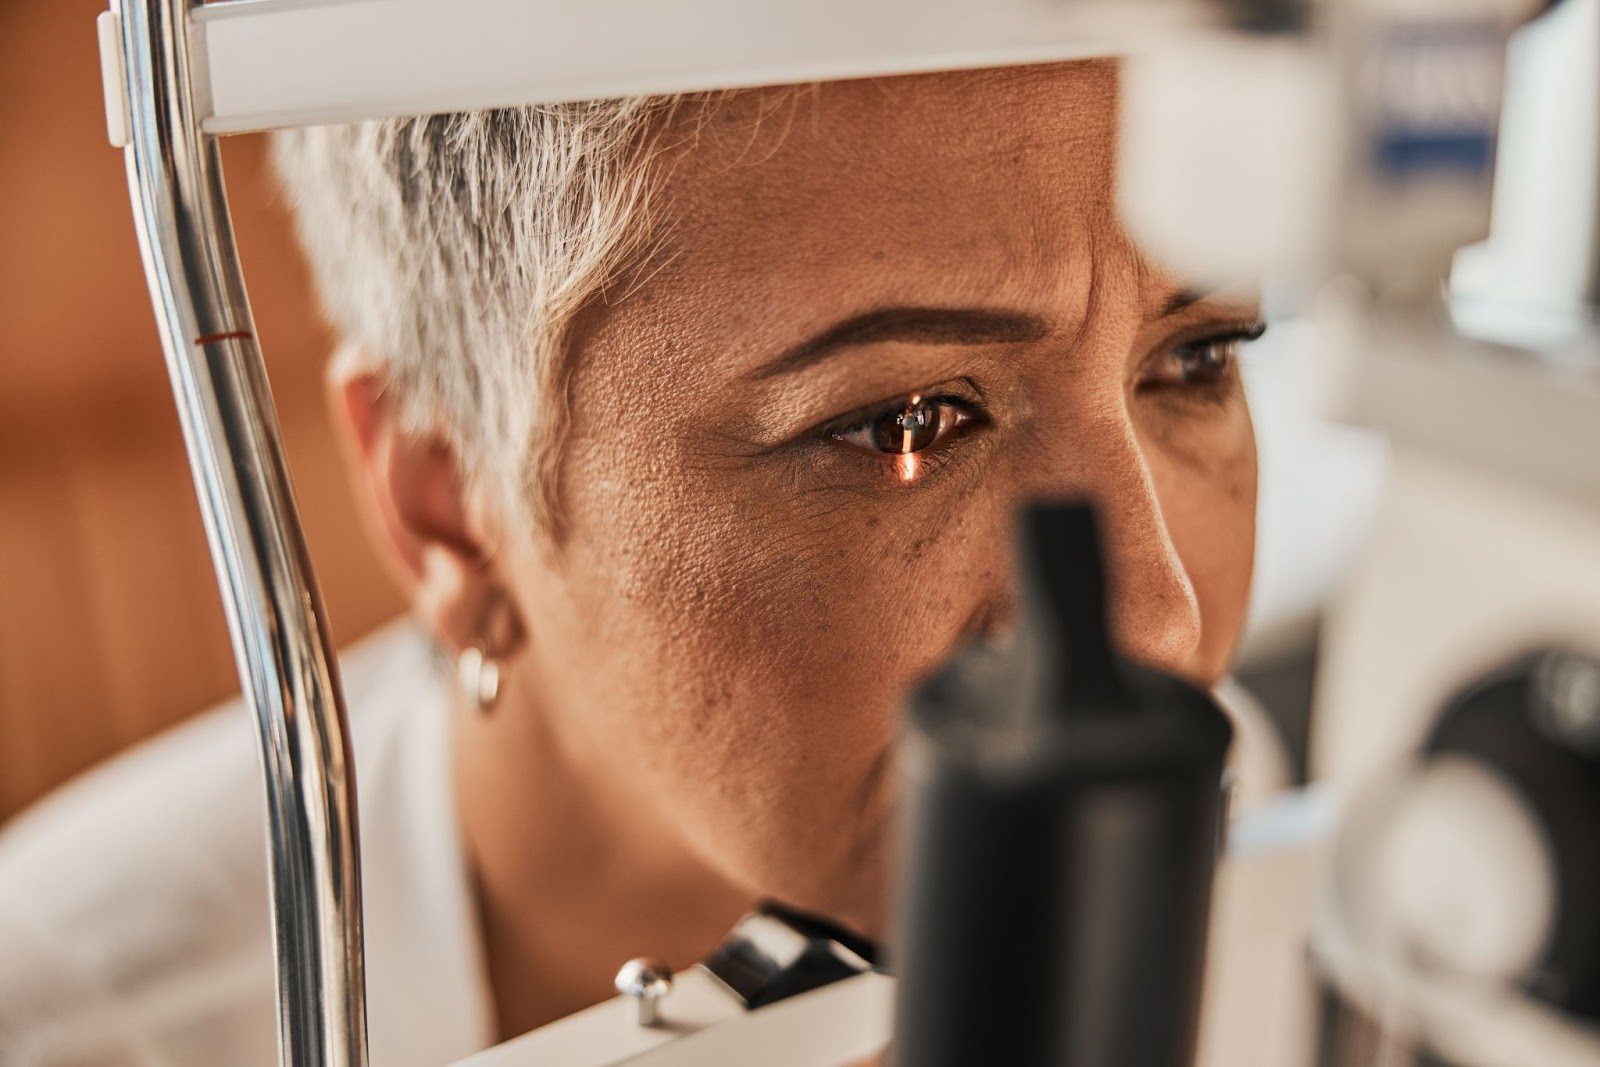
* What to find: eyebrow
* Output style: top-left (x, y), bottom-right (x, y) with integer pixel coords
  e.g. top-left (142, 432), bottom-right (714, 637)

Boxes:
top-left (1159, 288), bottom-right (1209, 319)
top-left (753, 306), bottom-right (1051, 380)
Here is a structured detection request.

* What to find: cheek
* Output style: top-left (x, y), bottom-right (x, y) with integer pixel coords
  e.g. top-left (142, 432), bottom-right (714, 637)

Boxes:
top-left (1143, 401), bottom-right (1258, 681)
top-left (552, 427), bottom-right (1009, 893)
top-left (623, 463), bottom-right (1004, 750)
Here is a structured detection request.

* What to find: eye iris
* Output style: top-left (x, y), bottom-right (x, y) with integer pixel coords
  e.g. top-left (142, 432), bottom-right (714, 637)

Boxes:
top-left (870, 401), bottom-right (940, 454)
top-left (1180, 342), bottom-right (1230, 382)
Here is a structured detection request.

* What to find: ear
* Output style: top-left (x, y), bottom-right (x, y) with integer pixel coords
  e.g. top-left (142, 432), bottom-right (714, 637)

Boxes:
top-left (327, 345), bottom-right (523, 657)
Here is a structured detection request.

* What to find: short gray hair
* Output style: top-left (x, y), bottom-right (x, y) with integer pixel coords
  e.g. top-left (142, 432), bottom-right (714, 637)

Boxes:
top-left (273, 100), bottom-right (679, 533)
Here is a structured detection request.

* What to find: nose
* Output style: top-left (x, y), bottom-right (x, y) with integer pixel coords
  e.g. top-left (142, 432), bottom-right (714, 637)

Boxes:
top-left (1022, 415), bottom-right (1202, 677)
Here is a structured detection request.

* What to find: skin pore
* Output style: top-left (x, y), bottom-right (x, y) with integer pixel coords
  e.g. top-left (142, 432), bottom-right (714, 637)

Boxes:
top-left (334, 61), bottom-right (1259, 1041)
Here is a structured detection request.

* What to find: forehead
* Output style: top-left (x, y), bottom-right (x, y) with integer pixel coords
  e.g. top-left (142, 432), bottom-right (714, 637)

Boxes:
top-left (673, 61), bottom-right (1116, 214)
top-left (586, 61), bottom-right (1128, 376)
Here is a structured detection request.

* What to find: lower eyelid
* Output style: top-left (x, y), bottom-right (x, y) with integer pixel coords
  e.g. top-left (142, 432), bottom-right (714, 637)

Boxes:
top-left (810, 417), bottom-right (986, 488)
top-left (885, 418), bottom-right (986, 478)
top-left (1141, 347), bottom-right (1239, 387)
top-left (1139, 370), bottom-right (1241, 410)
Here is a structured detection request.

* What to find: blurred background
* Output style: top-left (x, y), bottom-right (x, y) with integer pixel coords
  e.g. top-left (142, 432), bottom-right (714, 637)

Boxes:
top-left (0, 0), bottom-right (402, 824)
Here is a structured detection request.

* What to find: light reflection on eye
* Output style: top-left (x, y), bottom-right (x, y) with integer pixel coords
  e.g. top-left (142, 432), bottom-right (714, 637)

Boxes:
top-left (1172, 338), bottom-right (1237, 386)
top-left (828, 394), bottom-right (976, 483)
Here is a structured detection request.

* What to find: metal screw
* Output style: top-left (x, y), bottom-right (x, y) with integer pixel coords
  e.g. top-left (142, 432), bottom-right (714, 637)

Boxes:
top-left (614, 958), bottom-right (674, 1027)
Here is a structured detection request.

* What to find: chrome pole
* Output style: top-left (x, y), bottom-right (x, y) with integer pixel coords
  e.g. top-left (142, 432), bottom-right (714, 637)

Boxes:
top-left (108, 0), bottom-right (369, 1063)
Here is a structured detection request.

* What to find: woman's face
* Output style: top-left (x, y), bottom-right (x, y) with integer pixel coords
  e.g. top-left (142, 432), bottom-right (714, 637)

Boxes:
top-left (497, 61), bottom-right (1258, 933)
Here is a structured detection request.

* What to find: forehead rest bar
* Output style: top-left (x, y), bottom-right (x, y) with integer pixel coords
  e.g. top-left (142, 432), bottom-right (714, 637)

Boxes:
top-left (186, 0), bottom-right (1185, 135)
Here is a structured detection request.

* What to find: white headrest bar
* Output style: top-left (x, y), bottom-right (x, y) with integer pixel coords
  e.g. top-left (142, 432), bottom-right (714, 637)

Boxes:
top-left (190, 0), bottom-right (1203, 134)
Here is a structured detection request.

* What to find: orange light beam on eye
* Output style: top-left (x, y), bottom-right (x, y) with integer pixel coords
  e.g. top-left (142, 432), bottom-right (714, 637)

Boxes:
top-left (899, 394), bottom-right (921, 483)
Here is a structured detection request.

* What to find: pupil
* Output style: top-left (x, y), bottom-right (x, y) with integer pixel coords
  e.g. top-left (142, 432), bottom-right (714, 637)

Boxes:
top-left (1183, 343), bottom-right (1227, 381)
top-left (871, 402), bottom-right (939, 454)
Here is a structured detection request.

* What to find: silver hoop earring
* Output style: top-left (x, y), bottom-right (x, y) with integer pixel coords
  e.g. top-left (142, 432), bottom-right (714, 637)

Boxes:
top-left (457, 644), bottom-right (502, 715)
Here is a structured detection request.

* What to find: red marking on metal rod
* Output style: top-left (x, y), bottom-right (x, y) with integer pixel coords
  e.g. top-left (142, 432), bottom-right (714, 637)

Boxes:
top-left (194, 330), bottom-right (254, 345)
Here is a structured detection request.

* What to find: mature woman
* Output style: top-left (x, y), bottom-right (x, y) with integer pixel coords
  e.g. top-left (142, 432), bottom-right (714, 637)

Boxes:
top-left (0, 60), bottom-right (1264, 1065)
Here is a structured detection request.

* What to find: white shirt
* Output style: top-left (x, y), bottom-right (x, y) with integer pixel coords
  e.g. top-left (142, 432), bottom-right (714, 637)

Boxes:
top-left (0, 622), bottom-right (495, 1067)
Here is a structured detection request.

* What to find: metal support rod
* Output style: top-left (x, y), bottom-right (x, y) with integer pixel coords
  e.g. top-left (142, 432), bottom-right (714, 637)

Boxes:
top-left (111, 0), bottom-right (370, 1063)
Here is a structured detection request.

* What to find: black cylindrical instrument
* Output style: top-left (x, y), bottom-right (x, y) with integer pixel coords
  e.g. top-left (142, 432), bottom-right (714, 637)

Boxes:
top-left (894, 503), bottom-right (1232, 1067)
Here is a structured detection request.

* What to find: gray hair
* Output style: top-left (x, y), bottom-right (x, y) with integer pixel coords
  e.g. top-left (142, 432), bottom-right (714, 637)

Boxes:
top-left (272, 101), bottom-right (679, 533)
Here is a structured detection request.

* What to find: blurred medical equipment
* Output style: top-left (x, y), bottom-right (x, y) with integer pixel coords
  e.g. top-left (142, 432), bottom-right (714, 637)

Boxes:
top-left (894, 505), bottom-right (1231, 1067)
top-left (93, 0), bottom-right (1599, 1064)
top-left (456, 903), bottom-right (892, 1067)
top-left (1314, 649), bottom-right (1600, 1067)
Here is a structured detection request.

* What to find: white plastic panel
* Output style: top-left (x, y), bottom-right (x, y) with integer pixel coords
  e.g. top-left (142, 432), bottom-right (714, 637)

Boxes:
top-left (192, 0), bottom-right (1210, 134)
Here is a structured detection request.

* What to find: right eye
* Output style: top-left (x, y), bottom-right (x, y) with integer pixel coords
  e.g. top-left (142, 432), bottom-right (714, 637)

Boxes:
top-left (828, 394), bottom-right (977, 456)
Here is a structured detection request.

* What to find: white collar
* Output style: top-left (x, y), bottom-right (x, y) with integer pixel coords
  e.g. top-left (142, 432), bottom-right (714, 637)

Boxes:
top-left (344, 624), bottom-right (496, 1066)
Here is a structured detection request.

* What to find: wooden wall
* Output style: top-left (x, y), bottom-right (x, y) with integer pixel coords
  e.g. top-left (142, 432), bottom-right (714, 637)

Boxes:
top-left (0, 1), bottom-right (404, 824)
